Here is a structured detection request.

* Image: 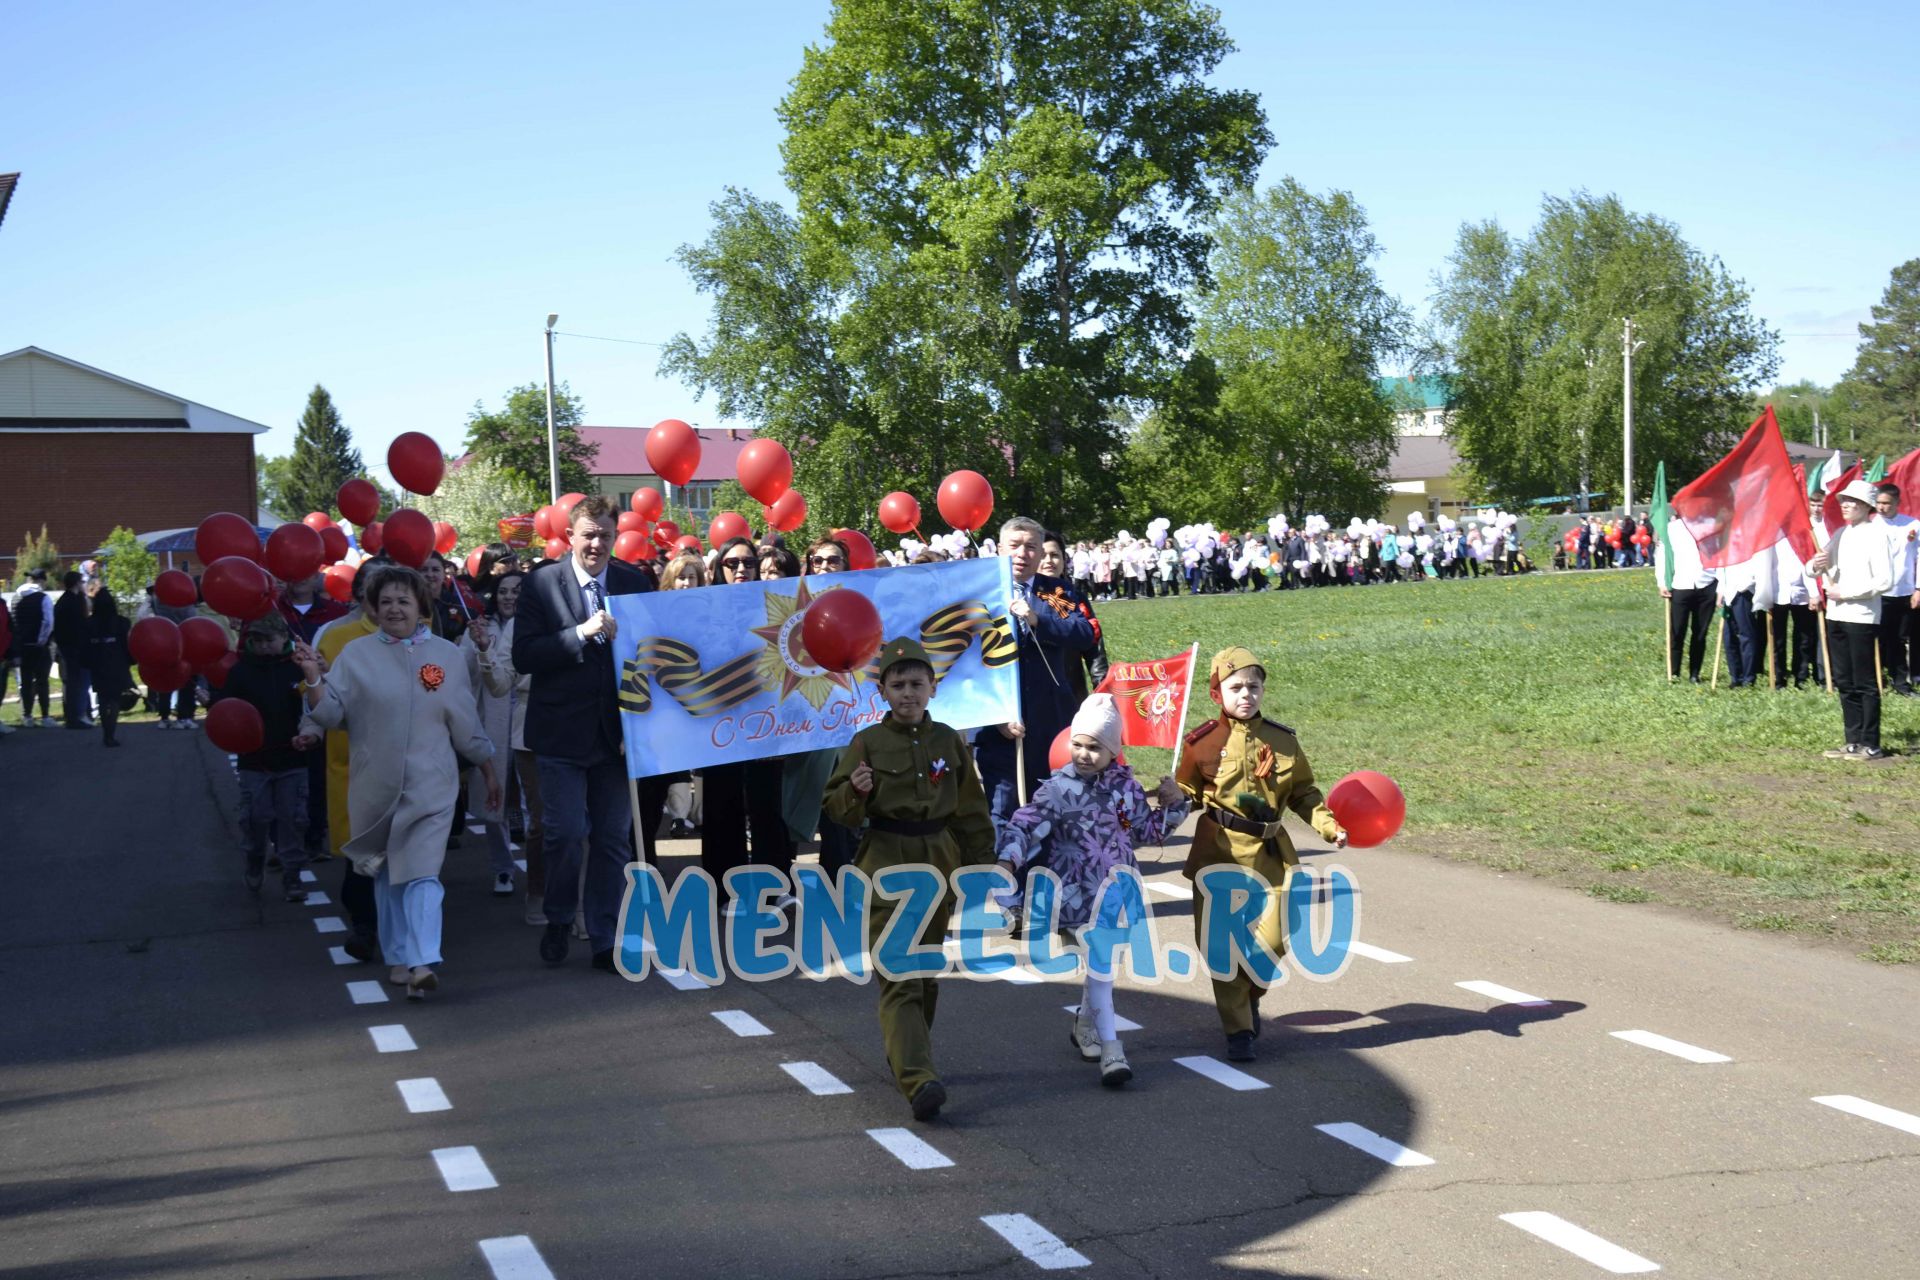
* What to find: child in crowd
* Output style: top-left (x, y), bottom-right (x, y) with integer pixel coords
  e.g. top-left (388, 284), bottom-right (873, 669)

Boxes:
top-left (824, 637), bottom-right (995, 1123)
top-left (214, 612), bottom-right (319, 901)
top-left (1176, 648), bottom-right (1346, 1063)
top-left (995, 692), bottom-right (1189, 1087)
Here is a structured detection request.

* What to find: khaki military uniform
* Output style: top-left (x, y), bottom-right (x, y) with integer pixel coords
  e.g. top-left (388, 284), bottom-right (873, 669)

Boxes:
top-left (1175, 649), bottom-right (1340, 1037)
top-left (823, 643), bottom-right (995, 1102)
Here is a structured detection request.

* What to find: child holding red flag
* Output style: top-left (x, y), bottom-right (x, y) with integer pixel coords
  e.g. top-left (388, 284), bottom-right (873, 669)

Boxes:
top-left (995, 693), bottom-right (1188, 1087)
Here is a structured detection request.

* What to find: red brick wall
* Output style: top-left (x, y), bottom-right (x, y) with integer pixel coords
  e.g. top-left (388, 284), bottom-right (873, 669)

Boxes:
top-left (1, 432), bottom-right (257, 569)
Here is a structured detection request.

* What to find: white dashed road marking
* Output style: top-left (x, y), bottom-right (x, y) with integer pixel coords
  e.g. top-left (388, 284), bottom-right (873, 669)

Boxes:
top-left (712, 1010), bottom-right (773, 1037)
top-left (478, 1236), bottom-right (556, 1280)
top-left (1147, 881), bottom-right (1192, 900)
top-left (980, 1214), bottom-right (1091, 1270)
top-left (347, 980), bottom-right (389, 1005)
top-left (1456, 980), bottom-right (1551, 1007)
top-left (1347, 940), bottom-right (1412, 964)
top-left (328, 946), bottom-right (356, 965)
top-left (1062, 1005), bottom-right (1142, 1032)
top-left (1314, 1122), bottom-right (1435, 1167)
top-left (299, 869), bottom-right (318, 883)
top-left (1499, 1211), bottom-right (1660, 1273)
top-left (515, 859), bottom-right (527, 872)
top-left (397, 1077), bottom-right (452, 1113)
top-left (368, 1025), bottom-right (417, 1053)
top-left (314, 916), bottom-right (347, 934)
top-left (1173, 1056), bottom-right (1269, 1091)
top-left (1812, 1095), bottom-right (1920, 1137)
top-left (780, 1061), bottom-right (854, 1096)
top-left (1610, 1030), bottom-right (1731, 1064)
top-left (866, 1127), bottom-right (955, 1170)
top-left (432, 1146), bottom-right (498, 1192)
top-left (657, 966), bottom-right (706, 991)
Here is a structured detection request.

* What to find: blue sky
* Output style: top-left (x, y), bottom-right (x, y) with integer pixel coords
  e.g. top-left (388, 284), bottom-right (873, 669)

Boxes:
top-left (4, 1), bottom-right (1914, 473)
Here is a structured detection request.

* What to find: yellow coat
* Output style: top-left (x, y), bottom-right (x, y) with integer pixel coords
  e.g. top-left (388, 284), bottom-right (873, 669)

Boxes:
top-left (311, 614), bottom-right (379, 860)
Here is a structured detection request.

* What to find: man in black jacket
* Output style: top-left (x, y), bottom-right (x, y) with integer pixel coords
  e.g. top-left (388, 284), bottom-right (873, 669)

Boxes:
top-left (53, 571), bottom-right (93, 728)
top-left (512, 495), bottom-right (655, 972)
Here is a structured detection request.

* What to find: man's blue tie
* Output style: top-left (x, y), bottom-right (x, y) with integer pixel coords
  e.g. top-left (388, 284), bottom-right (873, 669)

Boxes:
top-left (586, 579), bottom-right (607, 644)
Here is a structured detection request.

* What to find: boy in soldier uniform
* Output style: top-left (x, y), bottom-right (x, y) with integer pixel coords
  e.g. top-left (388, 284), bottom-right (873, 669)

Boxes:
top-left (825, 637), bottom-right (996, 1121)
top-left (1176, 647), bottom-right (1346, 1063)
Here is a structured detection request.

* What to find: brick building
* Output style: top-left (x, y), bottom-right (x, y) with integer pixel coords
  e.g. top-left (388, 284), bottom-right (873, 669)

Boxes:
top-left (1, 347), bottom-right (267, 573)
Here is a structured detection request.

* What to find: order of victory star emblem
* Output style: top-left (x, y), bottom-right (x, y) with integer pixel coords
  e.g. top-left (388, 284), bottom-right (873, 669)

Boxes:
top-left (751, 580), bottom-right (862, 709)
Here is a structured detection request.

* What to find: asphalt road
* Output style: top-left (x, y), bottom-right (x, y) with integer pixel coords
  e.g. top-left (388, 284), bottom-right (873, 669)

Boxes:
top-left (2, 722), bottom-right (1916, 1279)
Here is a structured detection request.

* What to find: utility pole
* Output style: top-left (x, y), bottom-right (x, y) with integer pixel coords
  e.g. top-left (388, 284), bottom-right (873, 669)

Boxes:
top-left (1621, 317), bottom-right (1645, 515)
top-left (544, 313), bottom-right (561, 504)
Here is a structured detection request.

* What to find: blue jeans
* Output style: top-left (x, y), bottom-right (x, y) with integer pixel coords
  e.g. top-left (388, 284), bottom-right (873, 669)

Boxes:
top-left (536, 754), bottom-right (634, 952)
top-left (60, 658), bottom-right (92, 724)
top-left (1721, 590), bottom-right (1758, 687)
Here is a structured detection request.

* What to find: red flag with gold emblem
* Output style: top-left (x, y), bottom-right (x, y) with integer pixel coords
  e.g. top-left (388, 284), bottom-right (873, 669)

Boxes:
top-left (1094, 645), bottom-right (1199, 748)
top-left (1670, 405), bottom-right (1820, 568)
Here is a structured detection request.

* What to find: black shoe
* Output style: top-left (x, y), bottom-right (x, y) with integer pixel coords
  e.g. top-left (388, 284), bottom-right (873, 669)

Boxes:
top-left (591, 948), bottom-right (619, 973)
top-left (342, 936), bottom-right (377, 963)
top-left (1226, 1031), bottom-right (1256, 1062)
top-left (540, 921), bottom-right (570, 966)
top-left (910, 1080), bottom-right (947, 1122)
top-left (1250, 1003), bottom-right (1262, 1039)
top-left (244, 859), bottom-right (264, 893)
top-left (1859, 746), bottom-right (1894, 762)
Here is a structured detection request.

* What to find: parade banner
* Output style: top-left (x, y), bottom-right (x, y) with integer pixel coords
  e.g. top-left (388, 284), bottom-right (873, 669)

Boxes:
top-left (1094, 645), bottom-right (1197, 749)
top-left (609, 558), bottom-right (1020, 778)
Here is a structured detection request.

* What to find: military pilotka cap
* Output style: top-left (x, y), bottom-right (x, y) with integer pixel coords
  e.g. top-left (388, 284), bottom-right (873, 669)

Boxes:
top-left (1208, 645), bottom-right (1265, 703)
top-left (875, 636), bottom-right (935, 680)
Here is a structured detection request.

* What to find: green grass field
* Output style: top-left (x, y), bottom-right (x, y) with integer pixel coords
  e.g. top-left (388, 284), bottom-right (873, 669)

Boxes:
top-left (1096, 569), bottom-right (1919, 965)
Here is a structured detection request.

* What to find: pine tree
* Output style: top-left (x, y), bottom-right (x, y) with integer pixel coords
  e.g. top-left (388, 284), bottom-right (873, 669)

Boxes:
top-left (284, 385), bottom-right (364, 518)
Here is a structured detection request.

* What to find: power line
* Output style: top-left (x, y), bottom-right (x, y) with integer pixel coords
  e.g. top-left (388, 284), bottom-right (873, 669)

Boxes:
top-left (552, 330), bottom-right (670, 348)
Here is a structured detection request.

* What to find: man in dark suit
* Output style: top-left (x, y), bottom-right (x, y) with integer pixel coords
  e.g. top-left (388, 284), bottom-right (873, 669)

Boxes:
top-left (974, 515), bottom-right (1096, 824)
top-left (512, 495), bottom-right (655, 972)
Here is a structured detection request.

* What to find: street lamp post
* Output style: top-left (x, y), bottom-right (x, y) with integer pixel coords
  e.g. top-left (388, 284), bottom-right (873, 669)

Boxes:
top-left (1622, 316), bottom-right (1645, 515)
top-left (544, 313), bottom-right (561, 504)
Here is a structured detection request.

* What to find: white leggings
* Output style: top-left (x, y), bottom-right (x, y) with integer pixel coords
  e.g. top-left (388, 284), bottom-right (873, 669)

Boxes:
top-left (1082, 973), bottom-right (1117, 1041)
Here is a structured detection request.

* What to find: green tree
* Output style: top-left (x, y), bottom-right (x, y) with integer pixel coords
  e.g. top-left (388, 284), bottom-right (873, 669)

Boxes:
top-left (413, 458), bottom-right (547, 556)
top-left (1429, 192), bottom-right (1779, 506)
top-left (283, 385), bottom-right (365, 517)
top-left (1177, 179), bottom-right (1408, 523)
top-left (11, 524), bottom-right (60, 587)
top-left (664, 0), bottom-right (1270, 535)
top-left (463, 383), bottom-right (597, 498)
top-left (98, 526), bottom-right (157, 598)
top-left (1826, 258), bottom-right (1920, 461)
top-left (256, 453), bottom-right (299, 518)
top-left (1763, 380), bottom-right (1831, 446)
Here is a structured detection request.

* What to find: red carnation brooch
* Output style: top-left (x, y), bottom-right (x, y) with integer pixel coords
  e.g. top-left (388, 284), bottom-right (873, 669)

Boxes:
top-left (419, 662), bottom-right (446, 693)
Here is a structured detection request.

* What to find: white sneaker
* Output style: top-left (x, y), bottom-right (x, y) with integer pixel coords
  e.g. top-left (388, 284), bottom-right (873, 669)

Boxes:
top-left (40, 717), bottom-right (59, 729)
top-left (178, 720), bottom-right (198, 730)
top-left (0, 721), bottom-right (15, 735)
top-left (524, 900), bottom-right (548, 926)
top-left (493, 873), bottom-right (515, 896)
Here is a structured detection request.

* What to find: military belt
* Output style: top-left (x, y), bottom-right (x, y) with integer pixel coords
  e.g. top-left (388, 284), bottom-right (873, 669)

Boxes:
top-left (1205, 805), bottom-right (1283, 841)
top-left (869, 817), bottom-right (946, 837)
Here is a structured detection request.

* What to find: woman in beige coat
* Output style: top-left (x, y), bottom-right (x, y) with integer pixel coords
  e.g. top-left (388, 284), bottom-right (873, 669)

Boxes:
top-left (295, 563), bottom-right (498, 999)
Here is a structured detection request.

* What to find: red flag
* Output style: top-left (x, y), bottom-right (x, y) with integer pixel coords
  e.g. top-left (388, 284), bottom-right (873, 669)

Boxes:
top-left (1670, 406), bottom-right (1819, 568)
top-left (1820, 462), bottom-right (1863, 535)
top-left (1094, 646), bottom-right (1197, 749)
top-left (1885, 448), bottom-right (1920, 519)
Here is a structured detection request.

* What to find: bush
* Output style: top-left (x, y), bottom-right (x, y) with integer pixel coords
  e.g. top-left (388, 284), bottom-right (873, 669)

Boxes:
top-left (13, 524), bottom-right (60, 588)
top-left (99, 526), bottom-right (158, 598)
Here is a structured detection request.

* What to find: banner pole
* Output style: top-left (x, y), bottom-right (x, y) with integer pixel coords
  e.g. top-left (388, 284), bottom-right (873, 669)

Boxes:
top-left (1875, 637), bottom-right (1885, 695)
top-left (1167, 642), bottom-right (1200, 780)
top-left (1710, 613), bottom-right (1724, 691)
top-left (1664, 596), bottom-right (1674, 684)
top-left (1819, 611), bottom-right (1834, 694)
top-left (629, 776), bottom-right (647, 864)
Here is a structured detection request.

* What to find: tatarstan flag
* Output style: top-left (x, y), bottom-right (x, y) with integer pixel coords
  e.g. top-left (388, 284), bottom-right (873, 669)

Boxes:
top-left (1094, 645), bottom-right (1198, 748)
top-left (1671, 405), bottom-right (1820, 569)
top-left (1650, 461), bottom-right (1672, 592)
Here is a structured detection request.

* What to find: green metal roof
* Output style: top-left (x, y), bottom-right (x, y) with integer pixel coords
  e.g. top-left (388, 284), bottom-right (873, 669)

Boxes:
top-left (1376, 374), bottom-right (1451, 410)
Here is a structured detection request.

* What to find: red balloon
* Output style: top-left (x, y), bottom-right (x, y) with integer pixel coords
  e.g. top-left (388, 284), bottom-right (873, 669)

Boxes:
top-left (202, 556), bottom-right (277, 621)
top-left (1047, 725), bottom-right (1125, 773)
top-left (617, 511), bottom-right (648, 534)
top-left (630, 488), bottom-right (665, 521)
top-left (465, 547), bottom-right (485, 578)
top-left (382, 509), bottom-right (435, 568)
top-left (180, 616), bottom-right (230, 667)
top-left (543, 537), bottom-right (569, 561)
top-left (709, 511), bottom-right (751, 547)
top-left (936, 470), bottom-right (994, 532)
top-left (195, 512), bottom-right (261, 566)
top-left (559, 492), bottom-right (587, 514)
top-left (532, 505), bottom-right (554, 542)
top-left (613, 530), bottom-right (649, 563)
top-left (205, 698), bottom-right (265, 755)
top-left (129, 616), bottom-right (183, 667)
top-left (645, 418), bottom-right (702, 487)
top-left (264, 523), bottom-right (325, 583)
top-left (324, 561), bottom-right (356, 603)
top-left (139, 658), bottom-right (194, 693)
top-left (1326, 771), bottom-right (1406, 848)
top-left (736, 438), bottom-right (793, 505)
top-left (674, 534), bottom-right (703, 553)
top-left (388, 431), bottom-right (445, 496)
top-left (337, 477), bottom-right (381, 526)
top-left (631, 538), bottom-right (658, 562)
top-left (800, 589), bottom-right (885, 673)
top-left (359, 520), bottom-right (384, 555)
top-left (765, 489), bottom-right (807, 533)
top-left (432, 521), bottom-right (459, 555)
top-left (830, 528), bottom-right (877, 571)
top-left (878, 491), bottom-right (922, 535)
top-left (203, 650), bottom-right (240, 689)
top-left (652, 519), bottom-right (681, 548)
top-left (319, 525), bottom-right (349, 563)
top-left (154, 570), bottom-right (198, 608)
top-left (302, 511), bottom-right (333, 531)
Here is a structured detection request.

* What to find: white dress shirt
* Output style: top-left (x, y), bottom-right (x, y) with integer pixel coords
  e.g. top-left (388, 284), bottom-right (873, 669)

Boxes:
top-left (1882, 513), bottom-right (1918, 597)
top-left (1656, 520), bottom-right (1716, 591)
top-left (1817, 521), bottom-right (1895, 625)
